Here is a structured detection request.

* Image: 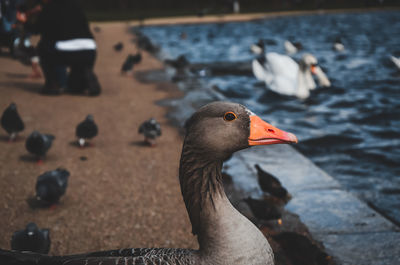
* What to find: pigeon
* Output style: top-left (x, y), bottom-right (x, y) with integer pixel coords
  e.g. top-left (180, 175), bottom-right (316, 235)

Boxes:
top-left (76, 114), bottom-right (98, 147)
top-left (11, 222), bottom-right (50, 254)
top-left (1, 102), bottom-right (24, 141)
top-left (164, 55), bottom-right (189, 69)
top-left (113, 42), bottom-right (123, 52)
top-left (25, 131), bottom-right (55, 161)
top-left (244, 197), bottom-right (281, 221)
top-left (36, 168), bottom-right (69, 205)
top-left (255, 164), bottom-right (288, 200)
top-left (138, 118), bottom-right (162, 146)
top-left (121, 52), bottom-right (142, 74)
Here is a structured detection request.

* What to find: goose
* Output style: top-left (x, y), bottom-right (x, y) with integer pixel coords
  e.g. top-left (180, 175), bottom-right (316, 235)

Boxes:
top-left (76, 115), bottom-right (98, 147)
top-left (390, 55), bottom-right (400, 70)
top-left (1, 102), bottom-right (24, 141)
top-left (0, 101), bottom-right (298, 265)
top-left (252, 52), bottom-right (331, 99)
top-left (138, 117), bottom-right (162, 146)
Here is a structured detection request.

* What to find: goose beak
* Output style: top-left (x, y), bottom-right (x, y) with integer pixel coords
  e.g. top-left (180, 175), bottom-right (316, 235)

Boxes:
top-left (248, 115), bottom-right (298, 146)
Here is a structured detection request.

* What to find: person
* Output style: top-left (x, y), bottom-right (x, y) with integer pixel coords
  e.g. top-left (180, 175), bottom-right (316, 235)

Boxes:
top-left (30, 0), bottom-right (100, 95)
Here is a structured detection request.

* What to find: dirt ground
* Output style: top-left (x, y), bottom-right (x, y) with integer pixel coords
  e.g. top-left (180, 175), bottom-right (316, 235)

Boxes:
top-left (0, 22), bottom-right (198, 255)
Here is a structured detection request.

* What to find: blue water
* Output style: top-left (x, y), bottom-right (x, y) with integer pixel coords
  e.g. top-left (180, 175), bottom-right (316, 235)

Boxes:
top-left (139, 11), bottom-right (400, 224)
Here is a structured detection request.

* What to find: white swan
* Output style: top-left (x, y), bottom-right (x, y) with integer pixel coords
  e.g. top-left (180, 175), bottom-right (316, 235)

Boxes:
top-left (333, 37), bottom-right (345, 52)
top-left (284, 40), bottom-right (302, 55)
top-left (252, 52), bottom-right (331, 99)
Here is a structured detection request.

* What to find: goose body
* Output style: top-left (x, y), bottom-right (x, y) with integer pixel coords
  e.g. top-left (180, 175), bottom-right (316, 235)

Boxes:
top-left (1, 102), bottom-right (298, 265)
top-left (1, 103), bottom-right (24, 141)
top-left (76, 115), bottom-right (98, 147)
top-left (252, 52), bottom-right (331, 99)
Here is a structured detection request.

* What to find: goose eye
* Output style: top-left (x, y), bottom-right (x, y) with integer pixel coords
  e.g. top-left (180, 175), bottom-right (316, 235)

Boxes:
top-left (224, 112), bottom-right (237, 122)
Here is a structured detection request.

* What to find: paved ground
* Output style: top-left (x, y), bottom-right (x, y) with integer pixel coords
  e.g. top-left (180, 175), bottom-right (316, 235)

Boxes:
top-left (0, 22), bottom-right (197, 255)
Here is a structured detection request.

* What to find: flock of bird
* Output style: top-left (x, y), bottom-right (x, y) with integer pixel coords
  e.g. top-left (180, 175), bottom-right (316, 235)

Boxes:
top-left (250, 37), bottom-right (399, 99)
top-left (1, 101), bottom-right (298, 265)
top-left (0, 100), bottom-right (162, 254)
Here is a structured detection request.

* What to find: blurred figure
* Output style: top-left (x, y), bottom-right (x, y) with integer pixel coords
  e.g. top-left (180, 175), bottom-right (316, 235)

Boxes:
top-left (30, 0), bottom-right (100, 95)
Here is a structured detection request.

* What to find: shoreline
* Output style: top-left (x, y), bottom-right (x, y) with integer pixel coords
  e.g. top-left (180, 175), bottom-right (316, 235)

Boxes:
top-left (91, 7), bottom-right (400, 26)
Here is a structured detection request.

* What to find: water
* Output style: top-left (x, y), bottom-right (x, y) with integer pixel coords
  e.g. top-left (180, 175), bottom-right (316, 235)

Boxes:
top-left (138, 11), bottom-right (400, 224)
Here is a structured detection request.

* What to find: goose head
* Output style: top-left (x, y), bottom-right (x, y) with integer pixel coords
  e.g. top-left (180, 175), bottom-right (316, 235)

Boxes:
top-left (300, 53), bottom-right (331, 88)
top-left (183, 102), bottom-right (297, 161)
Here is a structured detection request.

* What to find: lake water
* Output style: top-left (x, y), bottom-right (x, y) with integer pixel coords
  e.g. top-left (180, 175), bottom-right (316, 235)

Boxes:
top-left (138, 11), bottom-right (400, 224)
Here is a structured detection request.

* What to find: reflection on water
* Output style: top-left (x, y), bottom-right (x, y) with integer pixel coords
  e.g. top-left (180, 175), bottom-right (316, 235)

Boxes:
top-left (139, 11), bottom-right (400, 224)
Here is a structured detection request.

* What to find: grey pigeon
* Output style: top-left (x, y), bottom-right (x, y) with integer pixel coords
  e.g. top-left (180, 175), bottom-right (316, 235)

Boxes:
top-left (255, 164), bottom-right (288, 200)
top-left (1, 103), bottom-right (24, 141)
top-left (76, 114), bottom-right (98, 147)
top-left (121, 52), bottom-right (142, 74)
top-left (113, 42), bottom-right (123, 51)
top-left (25, 131), bottom-right (55, 160)
top-left (11, 222), bottom-right (50, 254)
top-left (36, 168), bottom-right (69, 205)
top-left (138, 118), bottom-right (162, 146)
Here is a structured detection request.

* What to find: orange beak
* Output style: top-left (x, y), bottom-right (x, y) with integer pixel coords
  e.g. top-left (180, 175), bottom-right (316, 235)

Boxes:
top-left (248, 115), bottom-right (298, 146)
top-left (310, 65), bottom-right (317, 75)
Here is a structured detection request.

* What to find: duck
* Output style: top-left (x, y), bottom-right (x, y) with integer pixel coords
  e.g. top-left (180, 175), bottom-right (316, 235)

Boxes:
top-left (390, 55), bottom-right (400, 70)
top-left (36, 168), bottom-right (70, 206)
top-left (252, 52), bottom-right (331, 99)
top-left (25, 131), bottom-right (55, 162)
top-left (0, 102), bottom-right (298, 265)
top-left (255, 164), bottom-right (288, 200)
top-left (1, 103), bottom-right (24, 141)
top-left (138, 118), bottom-right (162, 146)
top-left (11, 223), bottom-right (50, 254)
top-left (76, 114), bottom-right (98, 147)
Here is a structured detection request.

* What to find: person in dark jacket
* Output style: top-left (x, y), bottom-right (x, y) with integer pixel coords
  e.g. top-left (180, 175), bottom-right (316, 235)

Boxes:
top-left (32, 0), bottom-right (100, 95)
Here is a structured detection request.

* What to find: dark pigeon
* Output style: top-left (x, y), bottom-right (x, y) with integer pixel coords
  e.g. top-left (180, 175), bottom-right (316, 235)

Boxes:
top-left (76, 114), bottom-right (98, 147)
top-left (164, 55), bottom-right (189, 69)
top-left (255, 164), bottom-right (288, 199)
top-left (121, 52), bottom-right (142, 74)
top-left (244, 197), bottom-right (281, 221)
top-left (25, 131), bottom-right (55, 159)
top-left (36, 168), bottom-right (69, 205)
top-left (113, 42), bottom-right (123, 52)
top-left (1, 103), bottom-right (24, 141)
top-left (11, 222), bottom-right (50, 254)
top-left (138, 118), bottom-right (162, 146)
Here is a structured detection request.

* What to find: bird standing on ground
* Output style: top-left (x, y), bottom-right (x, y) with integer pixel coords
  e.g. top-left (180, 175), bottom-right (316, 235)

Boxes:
top-left (138, 118), bottom-right (162, 146)
top-left (255, 164), bottom-right (288, 200)
top-left (121, 52), bottom-right (142, 75)
top-left (244, 197), bottom-right (282, 221)
top-left (36, 168), bottom-right (69, 206)
top-left (11, 223), bottom-right (50, 254)
top-left (113, 42), bottom-right (123, 52)
top-left (25, 131), bottom-right (54, 162)
top-left (1, 103), bottom-right (24, 141)
top-left (76, 114), bottom-right (98, 147)
top-left (0, 101), bottom-right (298, 265)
